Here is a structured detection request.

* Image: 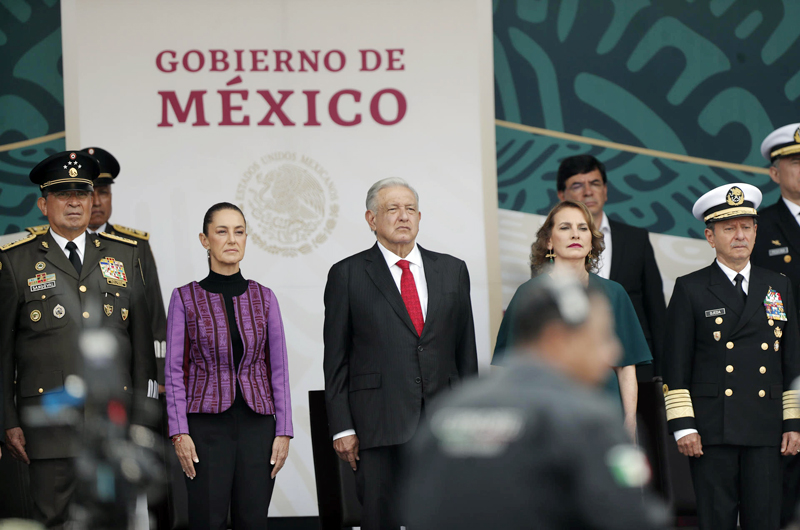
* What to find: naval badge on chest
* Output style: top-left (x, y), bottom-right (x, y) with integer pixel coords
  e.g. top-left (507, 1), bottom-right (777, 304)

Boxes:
top-left (765, 287), bottom-right (788, 322)
top-left (99, 257), bottom-right (128, 288)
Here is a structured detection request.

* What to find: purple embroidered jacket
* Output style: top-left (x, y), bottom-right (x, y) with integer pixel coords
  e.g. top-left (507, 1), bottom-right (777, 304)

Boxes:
top-left (165, 280), bottom-right (293, 438)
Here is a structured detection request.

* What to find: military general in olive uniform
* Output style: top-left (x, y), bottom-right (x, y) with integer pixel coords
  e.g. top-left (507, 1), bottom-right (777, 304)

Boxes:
top-left (22, 147), bottom-right (168, 388)
top-left (663, 183), bottom-right (800, 530)
top-left (0, 151), bottom-right (158, 528)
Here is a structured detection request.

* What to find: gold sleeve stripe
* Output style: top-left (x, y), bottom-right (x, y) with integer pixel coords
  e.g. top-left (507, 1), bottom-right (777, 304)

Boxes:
top-left (664, 389), bottom-right (694, 421)
top-left (784, 391), bottom-right (800, 420)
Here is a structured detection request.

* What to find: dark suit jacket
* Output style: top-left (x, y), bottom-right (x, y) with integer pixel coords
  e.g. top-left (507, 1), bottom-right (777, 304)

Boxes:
top-left (0, 230), bottom-right (157, 458)
top-left (608, 219), bottom-right (666, 373)
top-left (662, 262), bottom-right (800, 446)
top-left (323, 243), bottom-right (478, 450)
top-left (751, 198), bottom-right (800, 311)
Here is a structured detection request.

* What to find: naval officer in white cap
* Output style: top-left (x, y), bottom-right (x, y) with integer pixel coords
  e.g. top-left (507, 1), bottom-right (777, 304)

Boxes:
top-left (752, 123), bottom-right (800, 525)
top-left (663, 182), bottom-right (800, 530)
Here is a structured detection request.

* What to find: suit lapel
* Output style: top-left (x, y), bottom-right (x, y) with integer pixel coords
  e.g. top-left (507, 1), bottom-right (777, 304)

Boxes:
top-left (80, 233), bottom-right (102, 282)
top-left (608, 219), bottom-right (623, 283)
top-left (419, 245), bottom-right (439, 337)
top-left (733, 267), bottom-right (768, 335)
top-left (707, 262), bottom-right (743, 316)
top-left (364, 243), bottom-right (418, 335)
top-left (43, 231), bottom-right (79, 280)
top-left (774, 199), bottom-right (800, 255)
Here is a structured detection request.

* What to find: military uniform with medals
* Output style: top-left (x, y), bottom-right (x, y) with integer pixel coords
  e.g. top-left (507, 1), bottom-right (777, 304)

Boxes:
top-left (750, 124), bottom-right (800, 525)
top-left (0, 151), bottom-right (158, 528)
top-left (663, 183), bottom-right (800, 530)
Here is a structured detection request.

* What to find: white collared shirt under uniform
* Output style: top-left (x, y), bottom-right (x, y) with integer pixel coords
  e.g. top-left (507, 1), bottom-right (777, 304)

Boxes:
top-left (49, 229), bottom-right (86, 264)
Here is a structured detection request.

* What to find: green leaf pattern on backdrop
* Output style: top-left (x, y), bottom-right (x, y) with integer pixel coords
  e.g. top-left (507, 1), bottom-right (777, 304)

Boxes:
top-left (0, 0), bottom-right (64, 234)
top-left (495, 0), bottom-right (799, 239)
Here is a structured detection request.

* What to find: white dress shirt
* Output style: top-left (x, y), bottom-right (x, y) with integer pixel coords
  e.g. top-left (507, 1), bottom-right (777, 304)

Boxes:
top-left (333, 241), bottom-right (429, 441)
top-left (674, 259), bottom-right (751, 442)
top-left (596, 212), bottom-right (612, 280)
top-left (783, 197), bottom-right (800, 228)
top-left (49, 229), bottom-right (86, 264)
top-left (89, 222), bottom-right (108, 235)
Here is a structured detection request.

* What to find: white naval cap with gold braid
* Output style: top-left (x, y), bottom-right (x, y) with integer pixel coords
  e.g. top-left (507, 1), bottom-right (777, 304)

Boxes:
top-left (692, 183), bottom-right (762, 223)
top-left (761, 123), bottom-right (800, 162)
top-left (663, 387), bottom-right (695, 422)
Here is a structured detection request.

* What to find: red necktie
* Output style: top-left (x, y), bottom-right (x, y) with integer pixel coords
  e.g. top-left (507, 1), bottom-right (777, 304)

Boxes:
top-left (397, 259), bottom-right (424, 336)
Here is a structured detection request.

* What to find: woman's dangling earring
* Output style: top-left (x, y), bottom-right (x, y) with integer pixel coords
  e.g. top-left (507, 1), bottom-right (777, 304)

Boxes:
top-left (587, 252), bottom-right (594, 260)
top-left (206, 249), bottom-right (210, 258)
top-left (546, 250), bottom-right (555, 263)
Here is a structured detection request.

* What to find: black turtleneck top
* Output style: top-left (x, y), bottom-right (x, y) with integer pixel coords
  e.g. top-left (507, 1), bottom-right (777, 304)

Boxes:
top-left (199, 269), bottom-right (248, 405)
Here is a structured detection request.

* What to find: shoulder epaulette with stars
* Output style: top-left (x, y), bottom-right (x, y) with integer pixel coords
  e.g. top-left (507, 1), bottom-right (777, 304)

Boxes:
top-left (0, 233), bottom-right (36, 251)
top-left (100, 232), bottom-right (138, 246)
top-left (112, 224), bottom-right (150, 241)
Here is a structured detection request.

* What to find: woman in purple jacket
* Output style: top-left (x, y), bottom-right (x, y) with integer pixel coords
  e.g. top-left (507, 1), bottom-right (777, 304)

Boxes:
top-left (165, 202), bottom-right (293, 529)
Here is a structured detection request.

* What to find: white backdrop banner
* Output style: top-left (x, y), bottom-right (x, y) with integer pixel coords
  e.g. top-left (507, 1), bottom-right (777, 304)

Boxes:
top-left (61, 0), bottom-right (497, 517)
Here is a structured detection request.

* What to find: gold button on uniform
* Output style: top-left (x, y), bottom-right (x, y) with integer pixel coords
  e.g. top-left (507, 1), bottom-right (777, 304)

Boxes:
top-left (82, 312), bottom-right (90, 319)
top-left (762, 343), bottom-right (769, 350)
top-left (726, 365), bottom-right (734, 373)
top-left (769, 319), bottom-right (775, 326)
top-left (115, 293), bottom-right (120, 297)
top-left (786, 255), bottom-right (792, 263)
top-left (727, 342), bottom-right (734, 349)
top-left (38, 388), bottom-right (43, 394)
top-left (725, 389), bottom-right (733, 397)
top-left (760, 366), bottom-right (767, 374)
top-left (123, 386), bottom-right (128, 391)
top-left (715, 317), bottom-right (723, 325)
top-left (759, 390), bottom-right (766, 398)
top-left (41, 295), bottom-right (46, 300)
top-left (79, 285), bottom-right (87, 293)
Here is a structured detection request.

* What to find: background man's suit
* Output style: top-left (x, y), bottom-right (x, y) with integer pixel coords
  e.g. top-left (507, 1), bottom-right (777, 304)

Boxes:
top-left (663, 262), bottom-right (800, 529)
top-left (607, 219), bottom-right (666, 377)
top-left (0, 230), bottom-right (157, 526)
top-left (323, 242), bottom-right (478, 528)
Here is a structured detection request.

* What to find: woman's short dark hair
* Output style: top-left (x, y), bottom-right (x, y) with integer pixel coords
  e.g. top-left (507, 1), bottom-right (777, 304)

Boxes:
top-left (556, 154), bottom-right (607, 192)
top-left (529, 201), bottom-right (604, 277)
top-left (202, 202), bottom-right (246, 235)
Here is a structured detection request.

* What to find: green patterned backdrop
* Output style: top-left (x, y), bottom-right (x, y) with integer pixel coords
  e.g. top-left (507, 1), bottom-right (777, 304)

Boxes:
top-left (494, 0), bottom-right (799, 239)
top-left (0, 0), bottom-right (63, 235)
top-left (1, 1), bottom-right (799, 238)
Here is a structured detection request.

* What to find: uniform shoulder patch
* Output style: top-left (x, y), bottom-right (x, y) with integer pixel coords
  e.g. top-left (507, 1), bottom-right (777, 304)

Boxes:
top-left (0, 233), bottom-right (36, 252)
top-left (26, 224), bottom-right (50, 235)
top-left (112, 224), bottom-right (150, 241)
top-left (99, 232), bottom-right (138, 246)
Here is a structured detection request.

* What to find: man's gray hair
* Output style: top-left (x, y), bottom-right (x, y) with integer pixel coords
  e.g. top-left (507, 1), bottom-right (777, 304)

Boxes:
top-left (366, 177), bottom-right (419, 212)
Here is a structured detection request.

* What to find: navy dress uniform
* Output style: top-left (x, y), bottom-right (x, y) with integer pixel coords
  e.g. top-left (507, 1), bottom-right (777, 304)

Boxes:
top-left (752, 123), bottom-right (800, 310)
top-left (663, 183), bottom-right (800, 530)
top-left (751, 123), bottom-right (800, 525)
top-left (0, 151), bottom-right (158, 528)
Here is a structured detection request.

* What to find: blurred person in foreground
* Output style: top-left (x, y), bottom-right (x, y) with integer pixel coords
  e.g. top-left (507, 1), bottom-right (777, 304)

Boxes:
top-left (402, 275), bottom-right (668, 529)
top-left (492, 201), bottom-right (651, 440)
top-left (663, 183), bottom-right (800, 530)
top-left (164, 202), bottom-right (293, 529)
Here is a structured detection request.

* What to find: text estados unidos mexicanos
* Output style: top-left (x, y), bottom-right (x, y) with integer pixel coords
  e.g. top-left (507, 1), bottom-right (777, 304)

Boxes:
top-left (157, 48), bottom-right (408, 127)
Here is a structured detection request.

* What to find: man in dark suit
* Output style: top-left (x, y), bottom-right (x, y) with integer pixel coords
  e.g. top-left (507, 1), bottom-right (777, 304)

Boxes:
top-left (0, 151), bottom-right (158, 528)
top-left (402, 276), bottom-right (668, 529)
top-left (557, 154), bottom-right (666, 379)
top-left (751, 123), bottom-right (800, 525)
top-left (323, 177), bottom-right (478, 530)
top-left (663, 182), bottom-right (800, 529)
